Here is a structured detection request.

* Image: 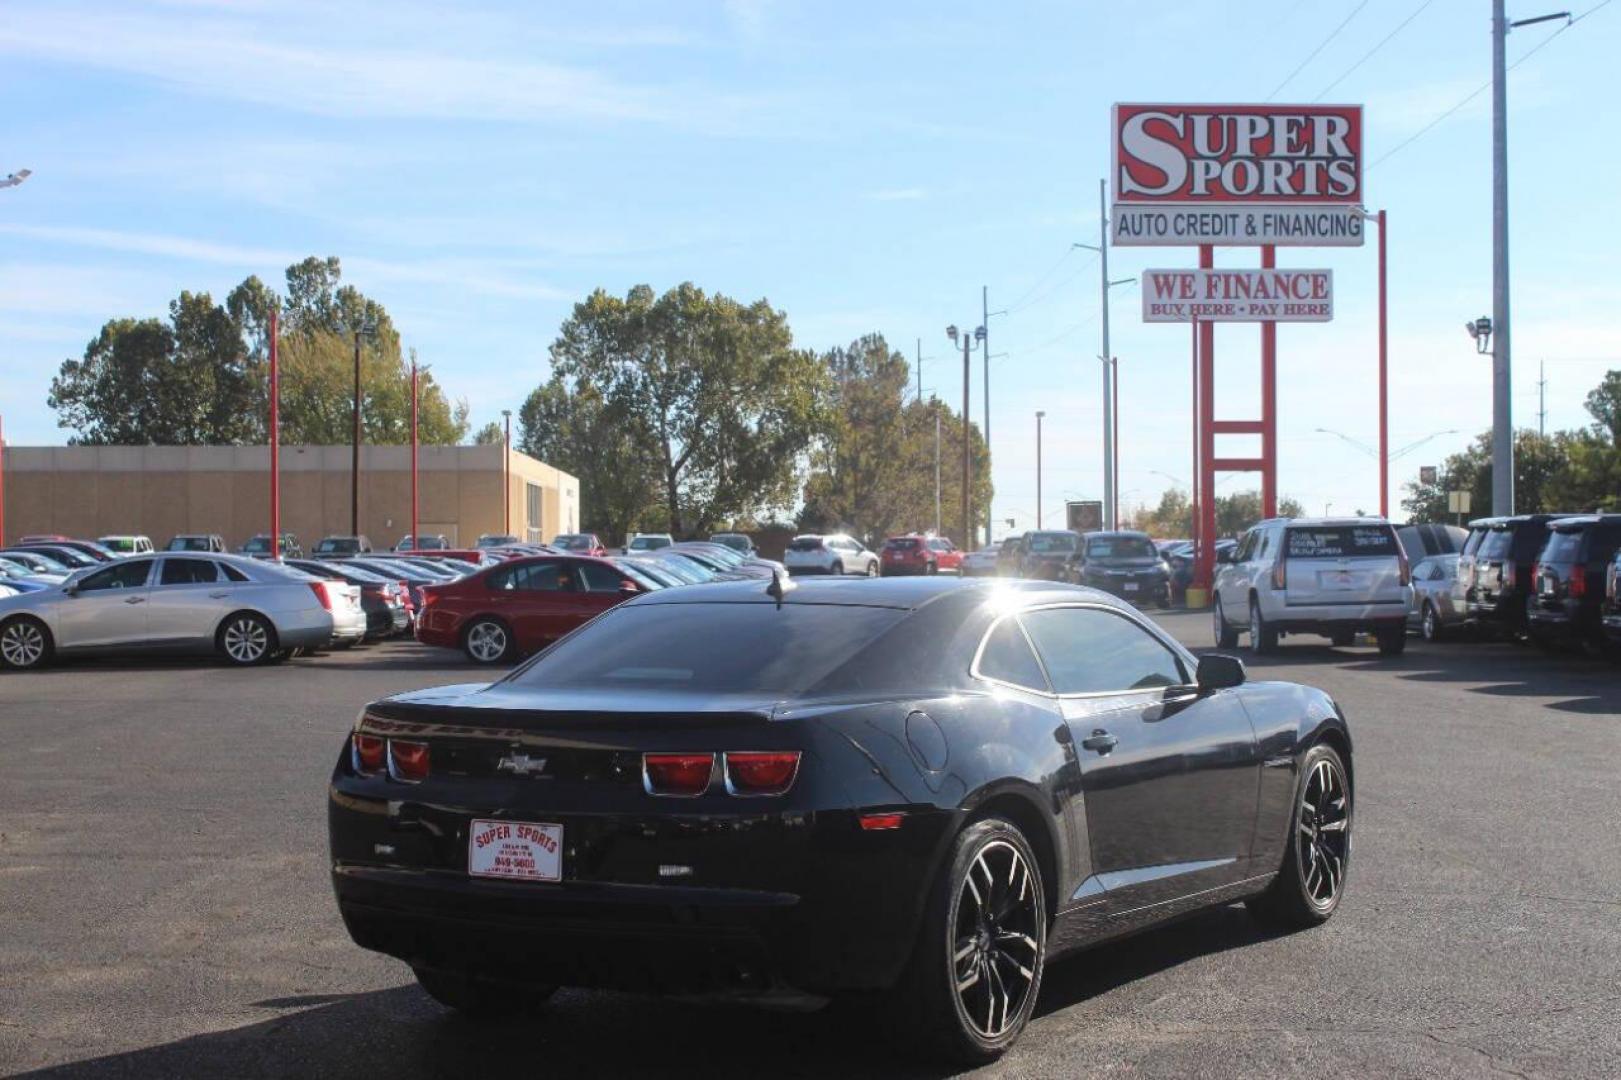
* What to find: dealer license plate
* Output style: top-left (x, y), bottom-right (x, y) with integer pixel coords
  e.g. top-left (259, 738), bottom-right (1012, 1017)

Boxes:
top-left (468, 819), bottom-right (562, 882)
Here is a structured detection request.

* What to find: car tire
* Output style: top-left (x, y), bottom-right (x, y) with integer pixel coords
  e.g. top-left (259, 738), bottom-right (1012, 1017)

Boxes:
top-left (1375, 625), bottom-right (1407, 656)
top-left (1248, 598), bottom-right (1278, 655)
top-left (1212, 595), bottom-right (1239, 648)
top-left (1247, 741), bottom-right (1352, 929)
top-left (832, 560), bottom-right (845, 576)
top-left (1330, 631), bottom-right (1354, 647)
top-left (413, 967), bottom-right (556, 1017)
top-left (0, 615), bottom-right (53, 670)
top-left (216, 612), bottom-right (277, 666)
top-left (463, 617), bottom-right (515, 664)
top-left (926, 560), bottom-right (938, 576)
top-left (1421, 601), bottom-right (1444, 643)
top-left (865, 559), bottom-right (879, 577)
top-left (889, 816), bottom-right (1046, 1066)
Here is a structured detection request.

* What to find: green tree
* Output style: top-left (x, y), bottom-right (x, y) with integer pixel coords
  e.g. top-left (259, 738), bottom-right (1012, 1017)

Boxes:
top-left (548, 283), bottom-right (826, 534)
top-left (472, 421), bottom-right (504, 445)
top-left (1401, 429), bottom-right (1572, 521)
top-left (518, 374), bottom-right (661, 542)
top-left (1131, 489), bottom-right (1303, 538)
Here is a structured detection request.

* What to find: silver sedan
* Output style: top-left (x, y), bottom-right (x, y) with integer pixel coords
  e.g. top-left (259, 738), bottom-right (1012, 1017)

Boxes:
top-left (1407, 553), bottom-right (1461, 642)
top-left (0, 553), bottom-right (349, 670)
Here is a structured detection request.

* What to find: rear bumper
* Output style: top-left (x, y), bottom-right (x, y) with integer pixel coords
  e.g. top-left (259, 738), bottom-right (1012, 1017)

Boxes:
top-left (1528, 601), bottom-right (1599, 639)
top-left (1268, 601), bottom-right (1407, 633)
top-left (273, 608), bottom-right (336, 650)
top-left (1081, 577), bottom-right (1169, 602)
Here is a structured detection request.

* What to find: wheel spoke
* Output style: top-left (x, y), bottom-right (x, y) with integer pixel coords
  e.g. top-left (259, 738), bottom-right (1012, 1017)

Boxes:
top-left (995, 930), bottom-right (1038, 953)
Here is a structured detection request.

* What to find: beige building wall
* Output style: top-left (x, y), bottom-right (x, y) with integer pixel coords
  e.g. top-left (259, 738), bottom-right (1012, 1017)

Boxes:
top-left (2, 444), bottom-right (578, 551)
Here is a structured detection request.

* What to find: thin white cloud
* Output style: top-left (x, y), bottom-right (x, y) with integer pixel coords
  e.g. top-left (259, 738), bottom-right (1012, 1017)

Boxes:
top-left (865, 187), bottom-right (928, 202)
top-left (0, 3), bottom-right (754, 131)
top-left (0, 223), bottom-right (571, 302)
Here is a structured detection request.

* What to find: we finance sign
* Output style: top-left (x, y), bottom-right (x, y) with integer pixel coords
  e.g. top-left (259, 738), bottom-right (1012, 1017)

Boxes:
top-left (1112, 103), bottom-right (1364, 247)
top-left (1141, 268), bottom-right (1334, 323)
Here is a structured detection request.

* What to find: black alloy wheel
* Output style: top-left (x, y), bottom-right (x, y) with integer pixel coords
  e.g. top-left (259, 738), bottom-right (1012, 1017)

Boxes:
top-left (1248, 742), bottom-right (1352, 929)
top-left (890, 817), bottom-right (1047, 1065)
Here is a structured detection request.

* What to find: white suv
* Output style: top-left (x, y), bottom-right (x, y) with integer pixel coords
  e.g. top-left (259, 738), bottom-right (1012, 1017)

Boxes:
top-left (1212, 517), bottom-right (1411, 656)
top-left (782, 534), bottom-right (879, 576)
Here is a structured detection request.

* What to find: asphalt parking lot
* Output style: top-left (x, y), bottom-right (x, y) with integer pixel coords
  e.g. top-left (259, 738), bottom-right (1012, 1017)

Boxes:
top-left (2, 615), bottom-right (1618, 1079)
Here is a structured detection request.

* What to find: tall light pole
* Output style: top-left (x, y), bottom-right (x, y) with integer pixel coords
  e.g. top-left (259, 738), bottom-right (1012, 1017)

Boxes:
top-left (350, 321), bottom-right (376, 536)
top-left (269, 308), bottom-right (280, 560)
top-left (1490, 4), bottom-right (1572, 514)
top-left (502, 409), bottom-right (513, 537)
top-left (1074, 181), bottom-right (1135, 531)
top-left (982, 287), bottom-right (1006, 547)
top-left (1035, 411), bottom-right (1046, 528)
top-left (410, 356), bottom-right (419, 553)
top-left (946, 323), bottom-right (984, 548)
top-left (934, 403), bottom-right (942, 535)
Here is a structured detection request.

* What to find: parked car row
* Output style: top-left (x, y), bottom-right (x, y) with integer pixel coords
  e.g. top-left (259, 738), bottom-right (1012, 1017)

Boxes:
top-left (409, 537), bottom-right (785, 664)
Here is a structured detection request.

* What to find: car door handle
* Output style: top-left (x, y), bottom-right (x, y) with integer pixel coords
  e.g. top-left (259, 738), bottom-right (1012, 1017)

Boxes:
top-left (124, 596), bottom-right (145, 605)
top-left (208, 591), bottom-right (229, 598)
top-left (1080, 729), bottom-right (1118, 754)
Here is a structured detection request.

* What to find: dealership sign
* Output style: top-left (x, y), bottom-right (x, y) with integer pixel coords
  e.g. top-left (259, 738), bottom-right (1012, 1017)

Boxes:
top-left (1141, 268), bottom-right (1333, 322)
top-left (1112, 103), bottom-right (1364, 246)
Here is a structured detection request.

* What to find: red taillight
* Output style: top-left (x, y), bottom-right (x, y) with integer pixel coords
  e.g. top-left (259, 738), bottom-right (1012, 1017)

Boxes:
top-left (420, 587), bottom-right (439, 608)
top-left (1271, 552), bottom-right (1287, 590)
top-left (309, 581), bottom-right (333, 610)
top-left (1570, 563), bottom-right (1587, 599)
top-left (388, 739), bottom-right (430, 783)
top-left (643, 752), bottom-right (714, 796)
top-left (351, 733), bottom-right (385, 775)
top-left (723, 751), bottom-right (802, 796)
top-left (859, 812), bottom-right (905, 831)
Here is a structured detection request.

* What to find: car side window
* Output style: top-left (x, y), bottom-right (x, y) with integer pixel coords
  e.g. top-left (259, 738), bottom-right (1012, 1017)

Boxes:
top-left (1020, 606), bottom-right (1187, 694)
top-left (159, 558), bottom-right (221, 585)
top-left (976, 617), bottom-right (1049, 692)
top-left (576, 561), bottom-right (625, 592)
top-left (510, 562), bottom-right (570, 591)
top-left (1256, 529), bottom-right (1272, 560)
top-left (78, 561), bottom-right (152, 591)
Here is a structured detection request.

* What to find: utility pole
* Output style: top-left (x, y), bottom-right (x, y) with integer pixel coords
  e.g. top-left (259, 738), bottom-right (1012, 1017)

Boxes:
top-left (934, 405), bottom-right (942, 534)
top-left (946, 324), bottom-right (983, 548)
top-left (502, 409), bottom-right (513, 537)
top-left (916, 338), bottom-right (923, 403)
top-left (1490, 0), bottom-right (1513, 516)
top-left (1035, 411), bottom-right (1045, 528)
top-left (1537, 359), bottom-right (1547, 436)
top-left (351, 330), bottom-right (363, 536)
top-left (981, 287), bottom-right (1005, 548)
top-left (1098, 180), bottom-right (1115, 530)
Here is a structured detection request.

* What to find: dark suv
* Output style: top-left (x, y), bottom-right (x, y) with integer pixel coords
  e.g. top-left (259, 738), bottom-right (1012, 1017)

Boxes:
top-left (1017, 530), bottom-right (1082, 581)
top-left (1461, 515), bottom-right (1571, 637)
top-left (1526, 514), bottom-right (1621, 654)
top-left (1076, 530), bottom-right (1170, 606)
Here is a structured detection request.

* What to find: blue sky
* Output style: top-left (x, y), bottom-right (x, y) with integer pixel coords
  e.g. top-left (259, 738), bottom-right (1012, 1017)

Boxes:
top-left (1, 0), bottom-right (1617, 531)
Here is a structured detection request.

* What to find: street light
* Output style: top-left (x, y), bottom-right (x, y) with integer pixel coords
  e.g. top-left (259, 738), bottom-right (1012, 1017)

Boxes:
top-left (0, 169), bottom-right (31, 190)
top-left (1035, 411), bottom-right (1046, 528)
top-left (946, 323), bottom-right (984, 548)
top-left (350, 320), bottom-right (377, 537)
top-left (1466, 316), bottom-right (1493, 355)
top-left (1073, 179), bottom-right (1137, 531)
top-left (502, 409), bottom-right (513, 537)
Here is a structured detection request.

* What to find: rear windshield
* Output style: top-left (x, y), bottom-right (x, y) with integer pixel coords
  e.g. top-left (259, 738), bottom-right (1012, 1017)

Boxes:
top-left (101, 538), bottom-right (135, 552)
top-left (168, 537), bottom-right (211, 551)
top-left (789, 537), bottom-right (824, 551)
top-left (242, 537), bottom-right (271, 552)
top-left (1087, 536), bottom-right (1157, 560)
top-left (315, 539), bottom-right (358, 554)
top-left (1478, 529), bottom-right (1513, 560)
top-left (628, 536), bottom-right (670, 550)
top-left (1028, 533), bottom-right (1078, 553)
top-left (1540, 529), bottom-right (1583, 564)
top-left (554, 535), bottom-right (593, 550)
top-left (885, 538), bottom-right (920, 550)
top-left (1285, 527), bottom-right (1398, 558)
top-left (1461, 528), bottom-right (1486, 557)
top-left (508, 603), bottom-right (906, 695)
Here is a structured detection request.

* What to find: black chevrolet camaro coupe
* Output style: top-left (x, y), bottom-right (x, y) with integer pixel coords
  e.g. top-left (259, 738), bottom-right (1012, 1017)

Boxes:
top-left (329, 576), bottom-right (1353, 1064)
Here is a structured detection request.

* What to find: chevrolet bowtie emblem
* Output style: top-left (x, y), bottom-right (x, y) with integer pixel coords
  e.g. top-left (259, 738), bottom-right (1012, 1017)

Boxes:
top-left (496, 753), bottom-right (549, 777)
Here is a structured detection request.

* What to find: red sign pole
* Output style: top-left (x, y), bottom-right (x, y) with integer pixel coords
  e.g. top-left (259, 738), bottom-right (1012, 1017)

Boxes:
top-left (1261, 245), bottom-right (1278, 519)
top-left (1190, 320), bottom-right (1199, 568)
top-left (1377, 209), bottom-right (1389, 518)
top-left (1196, 244), bottom-right (1216, 593)
top-left (269, 309), bottom-right (280, 560)
top-left (410, 358), bottom-right (419, 552)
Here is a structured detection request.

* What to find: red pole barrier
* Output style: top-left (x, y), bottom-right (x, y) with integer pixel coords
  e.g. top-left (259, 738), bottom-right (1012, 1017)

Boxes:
top-left (410, 359), bottom-right (419, 551)
top-left (503, 412), bottom-right (511, 537)
top-left (269, 309), bottom-right (280, 560)
top-left (1190, 319), bottom-right (1199, 563)
top-left (1377, 209), bottom-right (1389, 518)
top-left (1112, 355), bottom-right (1120, 526)
top-left (1261, 245), bottom-right (1278, 519)
top-left (1196, 244), bottom-right (1215, 592)
top-left (0, 413), bottom-right (7, 547)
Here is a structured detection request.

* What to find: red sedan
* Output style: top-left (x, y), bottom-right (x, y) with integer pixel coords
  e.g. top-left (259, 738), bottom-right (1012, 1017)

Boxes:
top-left (415, 555), bottom-right (644, 663)
top-left (879, 534), bottom-right (965, 576)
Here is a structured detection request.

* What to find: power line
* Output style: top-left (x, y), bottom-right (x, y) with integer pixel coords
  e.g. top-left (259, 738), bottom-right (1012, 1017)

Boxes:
top-left (1006, 249), bottom-right (1098, 315)
top-left (1267, 0), bottom-right (1372, 101)
top-left (1370, 0), bottom-right (1610, 171)
top-left (1004, 246), bottom-right (1076, 312)
top-left (1313, 0), bottom-right (1435, 101)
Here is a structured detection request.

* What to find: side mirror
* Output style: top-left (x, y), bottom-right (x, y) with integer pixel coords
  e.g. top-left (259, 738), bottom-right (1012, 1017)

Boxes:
top-left (1216, 548), bottom-right (1236, 564)
top-left (63, 583), bottom-right (80, 597)
top-left (619, 583), bottom-right (640, 598)
top-left (1196, 654), bottom-right (1246, 692)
